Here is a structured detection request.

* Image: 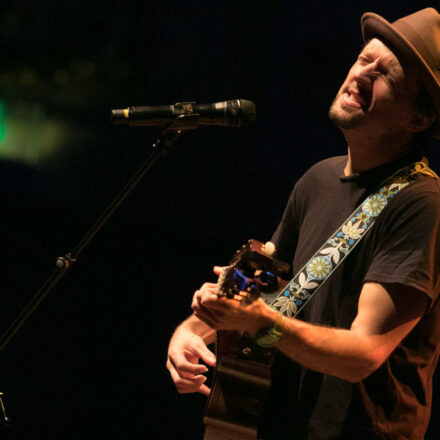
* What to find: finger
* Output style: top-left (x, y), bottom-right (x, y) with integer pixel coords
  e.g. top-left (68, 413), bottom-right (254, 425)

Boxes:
top-left (197, 383), bottom-right (211, 396)
top-left (191, 290), bottom-right (202, 311)
top-left (169, 366), bottom-right (207, 394)
top-left (179, 375), bottom-right (207, 394)
top-left (168, 358), bottom-right (202, 383)
top-left (168, 358), bottom-right (196, 389)
top-left (236, 291), bottom-right (252, 304)
top-left (192, 287), bottom-right (218, 314)
top-left (200, 283), bottom-right (218, 294)
top-left (167, 357), bottom-right (206, 381)
top-left (200, 295), bottom-right (234, 311)
top-left (199, 288), bottom-right (227, 306)
top-left (191, 376), bottom-right (212, 396)
top-left (193, 283), bottom-right (217, 303)
top-left (192, 294), bottom-right (212, 317)
top-left (168, 352), bottom-right (209, 375)
top-left (192, 291), bottom-right (220, 323)
top-left (194, 343), bottom-right (217, 367)
top-left (194, 287), bottom-right (217, 302)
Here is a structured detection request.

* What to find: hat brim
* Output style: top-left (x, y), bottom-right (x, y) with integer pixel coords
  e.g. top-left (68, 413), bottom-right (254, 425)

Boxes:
top-left (361, 12), bottom-right (440, 139)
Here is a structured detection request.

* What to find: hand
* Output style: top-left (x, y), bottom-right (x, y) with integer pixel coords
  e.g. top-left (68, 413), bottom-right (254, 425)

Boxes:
top-left (191, 274), bottom-right (273, 334)
top-left (167, 327), bottom-right (216, 396)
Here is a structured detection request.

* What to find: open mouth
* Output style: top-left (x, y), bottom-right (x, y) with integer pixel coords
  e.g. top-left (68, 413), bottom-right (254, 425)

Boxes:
top-left (343, 88), bottom-right (371, 110)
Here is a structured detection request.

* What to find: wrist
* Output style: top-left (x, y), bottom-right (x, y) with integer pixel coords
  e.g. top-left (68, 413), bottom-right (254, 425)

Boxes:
top-left (246, 303), bottom-right (280, 336)
top-left (177, 314), bottom-right (216, 343)
top-left (252, 311), bottom-right (286, 348)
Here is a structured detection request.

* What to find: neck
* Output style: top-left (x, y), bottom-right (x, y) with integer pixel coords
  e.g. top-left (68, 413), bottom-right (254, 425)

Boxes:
top-left (342, 127), bottom-right (416, 176)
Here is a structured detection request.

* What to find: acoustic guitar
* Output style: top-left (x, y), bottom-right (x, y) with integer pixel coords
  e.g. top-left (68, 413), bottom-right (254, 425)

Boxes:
top-left (203, 240), bottom-right (290, 440)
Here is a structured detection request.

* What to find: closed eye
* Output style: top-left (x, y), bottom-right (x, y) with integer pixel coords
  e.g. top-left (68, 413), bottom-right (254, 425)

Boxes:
top-left (358, 55), bottom-right (371, 65)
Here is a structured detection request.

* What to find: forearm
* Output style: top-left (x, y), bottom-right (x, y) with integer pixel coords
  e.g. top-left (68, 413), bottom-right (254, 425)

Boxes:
top-left (173, 313), bottom-right (217, 345)
top-left (276, 316), bottom-right (387, 382)
top-left (253, 307), bottom-right (387, 382)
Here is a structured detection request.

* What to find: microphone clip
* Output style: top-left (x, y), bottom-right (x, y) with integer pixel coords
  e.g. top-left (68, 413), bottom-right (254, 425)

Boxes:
top-left (153, 114), bottom-right (200, 155)
top-left (164, 113), bottom-right (200, 131)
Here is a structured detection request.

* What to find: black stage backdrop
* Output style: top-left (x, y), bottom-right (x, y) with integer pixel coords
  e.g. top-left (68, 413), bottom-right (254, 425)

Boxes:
top-left (0, 1), bottom-right (439, 438)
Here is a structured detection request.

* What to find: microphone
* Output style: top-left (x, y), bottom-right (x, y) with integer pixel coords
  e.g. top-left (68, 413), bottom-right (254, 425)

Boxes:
top-left (111, 99), bottom-right (256, 128)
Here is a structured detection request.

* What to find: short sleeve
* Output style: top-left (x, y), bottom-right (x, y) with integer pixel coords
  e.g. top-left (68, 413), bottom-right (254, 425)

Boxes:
top-left (365, 178), bottom-right (440, 301)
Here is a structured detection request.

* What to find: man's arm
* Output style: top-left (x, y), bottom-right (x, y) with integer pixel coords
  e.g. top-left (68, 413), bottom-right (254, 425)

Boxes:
top-left (275, 282), bottom-right (430, 381)
top-left (166, 311), bottom-right (217, 396)
top-left (192, 281), bottom-right (430, 382)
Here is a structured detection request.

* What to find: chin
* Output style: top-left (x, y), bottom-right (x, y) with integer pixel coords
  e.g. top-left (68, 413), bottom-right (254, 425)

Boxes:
top-left (328, 100), bottom-right (364, 129)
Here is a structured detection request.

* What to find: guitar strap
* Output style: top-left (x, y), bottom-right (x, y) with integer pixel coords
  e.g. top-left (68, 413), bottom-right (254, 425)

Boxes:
top-left (267, 160), bottom-right (439, 317)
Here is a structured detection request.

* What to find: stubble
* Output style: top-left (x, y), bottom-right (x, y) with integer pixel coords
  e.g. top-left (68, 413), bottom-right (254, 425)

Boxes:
top-left (328, 95), bottom-right (364, 129)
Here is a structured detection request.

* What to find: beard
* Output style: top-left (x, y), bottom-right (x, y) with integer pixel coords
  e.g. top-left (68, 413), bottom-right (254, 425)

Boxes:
top-left (328, 94), bottom-right (364, 129)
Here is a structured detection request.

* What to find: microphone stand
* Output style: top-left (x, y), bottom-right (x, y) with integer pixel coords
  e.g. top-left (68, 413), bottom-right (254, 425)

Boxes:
top-left (0, 113), bottom-right (200, 427)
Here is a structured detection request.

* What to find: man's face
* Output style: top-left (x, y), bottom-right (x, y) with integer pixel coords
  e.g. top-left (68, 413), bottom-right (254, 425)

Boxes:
top-left (329, 38), bottom-right (420, 137)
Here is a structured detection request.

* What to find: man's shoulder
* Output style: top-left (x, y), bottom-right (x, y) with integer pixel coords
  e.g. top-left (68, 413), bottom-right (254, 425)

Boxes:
top-left (393, 174), bottom-right (440, 212)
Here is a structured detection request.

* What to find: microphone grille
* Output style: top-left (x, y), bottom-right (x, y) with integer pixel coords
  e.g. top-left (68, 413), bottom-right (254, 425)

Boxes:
top-left (235, 99), bottom-right (256, 127)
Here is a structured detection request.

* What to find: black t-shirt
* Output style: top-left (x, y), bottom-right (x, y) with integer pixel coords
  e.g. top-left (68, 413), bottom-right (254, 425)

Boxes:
top-left (259, 154), bottom-right (440, 440)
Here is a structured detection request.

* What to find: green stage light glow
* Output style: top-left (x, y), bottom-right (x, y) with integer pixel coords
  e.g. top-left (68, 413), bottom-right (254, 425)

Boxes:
top-left (0, 100), bottom-right (75, 166)
top-left (0, 101), bottom-right (7, 142)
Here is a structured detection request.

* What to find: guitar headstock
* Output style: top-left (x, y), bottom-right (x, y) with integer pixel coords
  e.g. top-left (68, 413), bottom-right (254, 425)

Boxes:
top-left (217, 240), bottom-right (291, 301)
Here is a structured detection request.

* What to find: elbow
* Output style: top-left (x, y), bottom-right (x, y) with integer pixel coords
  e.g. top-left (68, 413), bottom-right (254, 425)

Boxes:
top-left (345, 368), bottom-right (373, 383)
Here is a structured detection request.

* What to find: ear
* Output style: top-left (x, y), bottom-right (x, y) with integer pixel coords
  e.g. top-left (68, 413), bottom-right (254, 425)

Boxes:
top-left (405, 111), bottom-right (436, 133)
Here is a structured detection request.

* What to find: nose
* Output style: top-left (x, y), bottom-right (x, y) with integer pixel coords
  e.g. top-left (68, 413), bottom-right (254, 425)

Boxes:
top-left (354, 60), bottom-right (380, 88)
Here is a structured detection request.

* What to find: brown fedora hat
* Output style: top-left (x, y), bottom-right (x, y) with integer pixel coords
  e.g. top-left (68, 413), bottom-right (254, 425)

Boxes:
top-left (361, 8), bottom-right (440, 139)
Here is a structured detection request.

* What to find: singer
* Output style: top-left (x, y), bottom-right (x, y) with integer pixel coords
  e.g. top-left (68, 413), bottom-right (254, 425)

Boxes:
top-left (167, 8), bottom-right (440, 440)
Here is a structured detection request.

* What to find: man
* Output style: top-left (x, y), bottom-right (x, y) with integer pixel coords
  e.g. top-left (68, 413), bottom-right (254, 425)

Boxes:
top-left (167, 8), bottom-right (440, 439)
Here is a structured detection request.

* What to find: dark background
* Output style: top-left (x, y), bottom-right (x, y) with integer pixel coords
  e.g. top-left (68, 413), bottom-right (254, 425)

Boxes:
top-left (0, 1), bottom-right (439, 438)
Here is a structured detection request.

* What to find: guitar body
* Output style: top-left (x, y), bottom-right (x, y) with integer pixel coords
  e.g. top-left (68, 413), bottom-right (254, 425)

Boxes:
top-left (203, 240), bottom-right (290, 439)
top-left (204, 331), bottom-right (274, 440)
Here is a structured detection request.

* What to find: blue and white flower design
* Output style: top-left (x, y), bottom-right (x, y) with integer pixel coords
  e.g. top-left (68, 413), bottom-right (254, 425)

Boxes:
top-left (362, 194), bottom-right (387, 217)
top-left (306, 256), bottom-right (332, 280)
top-left (272, 296), bottom-right (297, 316)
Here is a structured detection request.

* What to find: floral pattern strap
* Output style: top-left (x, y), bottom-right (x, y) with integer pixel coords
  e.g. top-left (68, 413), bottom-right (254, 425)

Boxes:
top-left (269, 160), bottom-right (438, 317)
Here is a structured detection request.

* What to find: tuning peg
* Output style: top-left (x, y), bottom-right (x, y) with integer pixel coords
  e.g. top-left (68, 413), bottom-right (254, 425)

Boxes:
top-left (262, 241), bottom-right (275, 256)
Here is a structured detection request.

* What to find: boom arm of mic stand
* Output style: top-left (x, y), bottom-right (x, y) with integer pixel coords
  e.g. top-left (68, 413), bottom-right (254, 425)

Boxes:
top-left (0, 114), bottom-right (199, 354)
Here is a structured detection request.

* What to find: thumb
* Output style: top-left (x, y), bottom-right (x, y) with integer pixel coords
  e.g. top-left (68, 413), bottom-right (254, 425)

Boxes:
top-left (213, 266), bottom-right (223, 276)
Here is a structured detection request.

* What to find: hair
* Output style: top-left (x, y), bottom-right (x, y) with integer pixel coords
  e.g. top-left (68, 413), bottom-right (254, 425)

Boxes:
top-left (412, 82), bottom-right (437, 151)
